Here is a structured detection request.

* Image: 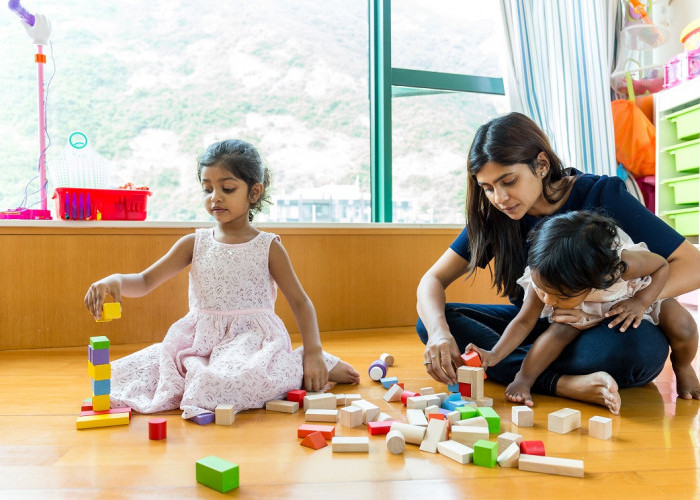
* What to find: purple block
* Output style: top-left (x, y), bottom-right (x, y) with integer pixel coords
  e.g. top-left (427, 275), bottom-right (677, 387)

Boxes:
top-left (189, 412), bottom-right (215, 425)
top-left (368, 359), bottom-right (388, 381)
top-left (88, 345), bottom-right (110, 365)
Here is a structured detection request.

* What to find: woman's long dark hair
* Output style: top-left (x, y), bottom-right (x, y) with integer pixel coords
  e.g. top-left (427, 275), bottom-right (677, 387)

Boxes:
top-left (465, 112), bottom-right (573, 298)
top-left (527, 211), bottom-right (626, 295)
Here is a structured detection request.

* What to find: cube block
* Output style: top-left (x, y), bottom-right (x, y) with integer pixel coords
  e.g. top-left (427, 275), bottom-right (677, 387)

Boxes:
top-left (196, 455), bottom-right (239, 493)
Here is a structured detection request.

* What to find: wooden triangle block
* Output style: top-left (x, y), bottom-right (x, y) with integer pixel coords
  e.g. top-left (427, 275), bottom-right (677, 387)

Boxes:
top-left (300, 431), bottom-right (328, 450)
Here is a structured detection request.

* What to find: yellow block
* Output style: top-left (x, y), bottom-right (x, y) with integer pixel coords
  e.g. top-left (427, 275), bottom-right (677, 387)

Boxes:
top-left (88, 361), bottom-right (111, 380)
top-left (76, 412), bottom-right (129, 429)
top-left (96, 302), bottom-right (122, 322)
top-left (92, 394), bottom-right (110, 411)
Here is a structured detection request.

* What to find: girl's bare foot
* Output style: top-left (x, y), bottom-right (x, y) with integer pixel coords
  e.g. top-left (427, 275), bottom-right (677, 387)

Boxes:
top-left (673, 362), bottom-right (700, 400)
top-left (556, 371), bottom-right (621, 415)
top-left (329, 360), bottom-right (360, 384)
top-left (505, 375), bottom-right (535, 407)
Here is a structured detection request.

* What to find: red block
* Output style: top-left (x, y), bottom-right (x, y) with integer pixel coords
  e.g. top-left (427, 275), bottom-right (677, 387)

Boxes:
top-left (461, 351), bottom-right (482, 367)
top-left (80, 406), bottom-right (132, 420)
top-left (287, 389), bottom-right (306, 403)
top-left (397, 382), bottom-right (404, 389)
top-left (367, 420), bottom-right (397, 435)
top-left (149, 418), bottom-right (167, 440)
top-left (520, 440), bottom-right (545, 456)
top-left (300, 431), bottom-right (328, 450)
top-left (458, 382), bottom-right (471, 398)
top-left (298, 424), bottom-right (335, 439)
top-left (401, 391), bottom-right (420, 405)
top-left (81, 402), bottom-right (93, 411)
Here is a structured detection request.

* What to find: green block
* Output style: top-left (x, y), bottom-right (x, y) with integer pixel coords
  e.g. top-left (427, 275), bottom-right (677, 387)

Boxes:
top-left (458, 405), bottom-right (478, 420)
top-left (89, 336), bottom-right (110, 350)
top-left (477, 406), bottom-right (501, 434)
top-left (473, 440), bottom-right (498, 468)
top-left (196, 455), bottom-right (239, 493)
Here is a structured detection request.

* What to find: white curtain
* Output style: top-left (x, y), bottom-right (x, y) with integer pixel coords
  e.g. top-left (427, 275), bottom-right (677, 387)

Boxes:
top-left (499, 0), bottom-right (619, 176)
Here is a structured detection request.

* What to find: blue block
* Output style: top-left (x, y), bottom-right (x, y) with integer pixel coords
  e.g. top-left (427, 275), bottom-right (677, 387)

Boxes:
top-left (91, 378), bottom-right (111, 396)
top-left (447, 383), bottom-right (459, 393)
top-left (88, 345), bottom-right (110, 365)
top-left (190, 412), bottom-right (215, 425)
top-left (442, 399), bottom-right (468, 411)
top-left (380, 376), bottom-right (399, 389)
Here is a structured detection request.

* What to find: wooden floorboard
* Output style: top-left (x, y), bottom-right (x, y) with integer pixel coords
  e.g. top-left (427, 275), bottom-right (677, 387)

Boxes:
top-left (1, 326), bottom-right (699, 499)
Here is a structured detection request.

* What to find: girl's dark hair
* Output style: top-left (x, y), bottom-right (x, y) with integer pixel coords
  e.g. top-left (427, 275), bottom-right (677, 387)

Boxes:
top-left (527, 211), bottom-right (627, 296)
top-left (197, 139), bottom-right (271, 221)
top-left (465, 112), bottom-right (574, 298)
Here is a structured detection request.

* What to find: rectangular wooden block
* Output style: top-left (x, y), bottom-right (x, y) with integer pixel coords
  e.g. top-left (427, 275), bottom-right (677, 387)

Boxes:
top-left (332, 436), bottom-right (369, 453)
top-left (76, 412), bottom-right (129, 429)
top-left (406, 409), bottom-right (429, 427)
top-left (265, 399), bottom-right (299, 413)
top-left (451, 426), bottom-right (489, 447)
top-left (298, 424), bottom-right (335, 439)
top-left (351, 399), bottom-right (380, 424)
top-left (437, 440), bottom-right (473, 464)
top-left (419, 417), bottom-right (449, 453)
top-left (305, 409), bottom-right (338, 422)
top-left (589, 416), bottom-right (612, 440)
top-left (339, 406), bottom-right (364, 428)
top-left (454, 416), bottom-right (488, 428)
top-left (287, 389), bottom-right (306, 403)
top-left (477, 406), bottom-right (501, 434)
top-left (80, 407), bottom-right (131, 418)
top-left (419, 387), bottom-right (435, 395)
top-left (196, 455), bottom-right (239, 493)
top-left (518, 454), bottom-right (584, 478)
top-left (303, 393), bottom-right (337, 411)
top-left (335, 394), bottom-right (346, 406)
top-left (367, 420), bottom-right (396, 435)
top-left (88, 361), bottom-right (111, 381)
top-left (215, 404), bottom-right (236, 425)
top-left (512, 406), bottom-right (534, 427)
top-left (92, 394), bottom-right (110, 411)
top-left (548, 408), bottom-right (581, 434)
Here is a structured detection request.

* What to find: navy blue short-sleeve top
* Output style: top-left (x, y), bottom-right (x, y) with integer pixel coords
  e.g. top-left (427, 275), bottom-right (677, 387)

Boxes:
top-left (450, 170), bottom-right (684, 282)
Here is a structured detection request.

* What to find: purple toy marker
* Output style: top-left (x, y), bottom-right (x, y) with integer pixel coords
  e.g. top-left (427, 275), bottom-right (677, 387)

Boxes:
top-left (189, 412), bottom-right (215, 425)
top-left (368, 359), bottom-right (388, 381)
top-left (8, 0), bottom-right (35, 26)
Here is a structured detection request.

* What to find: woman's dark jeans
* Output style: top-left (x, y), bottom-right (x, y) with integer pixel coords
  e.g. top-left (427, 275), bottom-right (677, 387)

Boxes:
top-left (416, 303), bottom-right (669, 395)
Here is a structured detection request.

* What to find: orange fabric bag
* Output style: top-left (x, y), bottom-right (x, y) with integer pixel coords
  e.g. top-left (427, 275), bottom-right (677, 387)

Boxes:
top-left (611, 99), bottom-right (656, 178)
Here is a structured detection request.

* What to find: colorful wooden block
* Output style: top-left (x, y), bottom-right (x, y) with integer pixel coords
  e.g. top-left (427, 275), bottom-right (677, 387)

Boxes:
top-left (266, 400), bottom-right (299, 413)
top-left (81, 400), bottom-right (93, 411)
top-left (88, 345), bottom-right (110, 365)
top-left (367, 420), bottom-right (396, 435)
top-left (461, 351), bottom-right (482, 367)
top-left (442, 399), bottom-right (468, 412)
top-left (477, 406), bottom-right (500, 434)
top-left (332, 436), bottom-right (369, 452)
top-left (300, 431), bottom-right (328, 450)
top-left (190, 413), bottom-right (215, 425)
top-left (339, 406), bottom-right (364, 428)
top-left (149, 418), bottom-right (167, 440)
top-left (589, 416), bottom-right (613, 440)
top-left (196, 455), bottom-right (239, 493)
top-left (386, 429), bottom-right (406, 454)
top-left (457, 405), bottom-right (479, 420)
top-left (76, 412), bottom-right (129, 429)
top-left (512, 406), bottom-right (534, 427)
top-left (297, 424), bottom-right (335, 439)
top-left (80, 406), bottom-right (131, 418)
top-left (518, 454), bottom-right (584, 478)
top-left (305, 409), bottom-right (338, 422)
top-left (437, 440), bottom-right (473, 464)
top-left (215, 404), bottom-right (236, 425)
top-left (89, 336), bottom-right (110, 350)
top-left (287, 389), bottom-right (306, 403)
top-left (520, 440), bottom-right (545, 456)
top-left (400, 391), bottom-right (420, 405)
top-left (380, 352), bottom-right (395, 366)
top-left (88, 361), bottom-right (111, 381)
top-left (548, 408), bottom-right (581, 434)
top-left (458, 382), bottom-right (471, 398)
top-left (497, 441), bottom-right (520, 468)
top-left (380, 376), bottom-right (399, 389)
top-left (447, 383), bottom-right (459, 393)
top-left (92, 394), bottom-right (110, 412)
top-left (98, 302), bottom-right (122, 322)
top-left (473, 439), bottom-right (498, 467)
top-left (368, 359), bottom-right (388, 381)
top-left (91, 378), bottom-right (110, 396)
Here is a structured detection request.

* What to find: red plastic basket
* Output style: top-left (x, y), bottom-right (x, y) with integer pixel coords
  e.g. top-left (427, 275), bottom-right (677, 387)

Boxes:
top-left (52, 187), bottom-right (152, 221)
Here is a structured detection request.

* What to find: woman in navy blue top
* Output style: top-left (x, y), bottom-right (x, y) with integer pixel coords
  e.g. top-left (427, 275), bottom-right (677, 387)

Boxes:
top-left (416, 112), bottom-right (700, 412)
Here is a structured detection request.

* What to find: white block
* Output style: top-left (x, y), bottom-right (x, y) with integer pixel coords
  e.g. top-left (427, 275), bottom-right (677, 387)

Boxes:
top-left (548, 408), bottom-right (581, 434)
top-left (589, 416), bottom-right (612, 440)
top-left (497, 441), bottom-right (520, 468)
top-left (451, 425), bottom-right (489, 447)
top-left (419, 417), bottom-right (449, 453)
top-left (512, 406), bottom-right (533, 427)
top-left (305, 409), bottom-right (338, 422)
top-left (390, 422), bottom-right (426, 444)
top-left (332, 436), bottom-right (370, 453)
top-left (339, 406), bottom-right (363, 428)
top-left (497, 432), bottom-right (523, 454)
top-left (518, 454), bottom-right (584, 478)
top-left (437, 440), bottom-right (473, 464)
top-left (303, 393), bottom-right (336, 411)
top-left (386, 429), bottom-right (405, 454)
top-left (383, 384), bottom-right (404, 402)
top-left (406, 409), bottom-right (429, 427)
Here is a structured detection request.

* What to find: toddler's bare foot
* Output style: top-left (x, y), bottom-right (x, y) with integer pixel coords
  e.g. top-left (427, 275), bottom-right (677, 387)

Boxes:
top-left (329, 360), bottom-right (360, 384)
top-left (556, 371), bottom-right (621, 414)
top-left (505, 376), bottom-right (534, 407)
top-left (673, 362), bottom-right (700, 400)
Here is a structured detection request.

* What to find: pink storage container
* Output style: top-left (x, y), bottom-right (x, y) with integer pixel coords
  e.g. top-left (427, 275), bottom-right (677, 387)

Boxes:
top-left (663, 54), bottom-right (684, 89)
top-left (687, 47), bottom-right (700, 80)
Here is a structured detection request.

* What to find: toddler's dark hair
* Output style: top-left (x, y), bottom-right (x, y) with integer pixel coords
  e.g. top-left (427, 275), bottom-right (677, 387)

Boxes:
top-left (197, 139), bottom-right (271, 221)
top-left (527, 210), bottom-right (627, 296)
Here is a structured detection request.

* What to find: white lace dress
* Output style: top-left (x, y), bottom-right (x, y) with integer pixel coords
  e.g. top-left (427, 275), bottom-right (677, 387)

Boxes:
top-left (110, 229), bottom-right (339, 418)
top-left (518, 228), bottom-right (662, 329)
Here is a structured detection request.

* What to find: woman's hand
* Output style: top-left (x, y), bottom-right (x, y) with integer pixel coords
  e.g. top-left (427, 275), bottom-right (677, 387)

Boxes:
top-left (424, 331), bottom-right (462, 385)
top-left (302, 350), bottom-right (329, 392)
top-left (464, 344), bottom-right (497, 370)
top-left (605, 298), bottom-right (646, 332)
top-left (84, 277), bottom-right (122, 320)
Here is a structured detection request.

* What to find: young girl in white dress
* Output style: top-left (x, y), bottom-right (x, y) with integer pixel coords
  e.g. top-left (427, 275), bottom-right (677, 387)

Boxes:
top-left (466, 211), bottom-right (699, 413)
top-left (84, 139), bottom-right (360, 419)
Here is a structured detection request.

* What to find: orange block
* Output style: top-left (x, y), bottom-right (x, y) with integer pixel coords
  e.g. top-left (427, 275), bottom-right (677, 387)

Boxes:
top-left (300, 431), bottom-right (327, 450)
top-left (461, 352), bottom-right (487, 379)
top-left (297, 424), bottom-right (335, 439)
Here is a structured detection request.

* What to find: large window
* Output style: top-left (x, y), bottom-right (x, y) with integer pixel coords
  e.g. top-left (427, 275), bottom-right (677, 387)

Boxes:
top-left (1, 1), bottom-right (505, 223)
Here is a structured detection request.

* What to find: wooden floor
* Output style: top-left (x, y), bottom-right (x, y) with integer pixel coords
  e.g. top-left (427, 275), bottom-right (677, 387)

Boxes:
top-left (1, 326), bottom-right (700, 499)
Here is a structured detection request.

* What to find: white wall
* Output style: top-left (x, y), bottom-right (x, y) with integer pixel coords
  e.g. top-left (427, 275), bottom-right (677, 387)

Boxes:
top-left (652, 0), bottom-right (700, 65)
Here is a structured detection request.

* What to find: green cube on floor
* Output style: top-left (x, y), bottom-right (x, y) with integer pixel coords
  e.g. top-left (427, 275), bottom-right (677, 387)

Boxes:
top-left (473, 440), bottom-right (498, 468)
top-left (458, 405), bottom-right (478, 420)
top-left (477, 406), bottom-right (501, 434)
top-left (196, 455), bottom-right (239, 493)
top-left (89, 336), bottom-right (110, 350)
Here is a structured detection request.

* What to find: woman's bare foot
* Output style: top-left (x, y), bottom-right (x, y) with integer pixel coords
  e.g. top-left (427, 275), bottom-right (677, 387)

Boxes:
top-left (556, 371), bottom-right (621, 414)
top-left (329, 360), bottom-right (360, 384)
top-left (673, 362), bottom-right (700, 400)
top-left (505, 375), bottom-right (535, 407)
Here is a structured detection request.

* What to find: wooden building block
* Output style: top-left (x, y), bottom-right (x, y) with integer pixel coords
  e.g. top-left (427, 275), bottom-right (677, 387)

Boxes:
top-left (497, 432), bottom-right (523, 454)
top-left (300, 431), bottom-right (328, 450)
top-left (520, 440), bottom-right (545, 456)
top-left (351, 399), bottom-right (380, 424)
top-left (512, 406), bottom-right (534, 427)
top-left (476, 396), bottom-right (493, 407)
top-left (406, 409), bottom-right (429, 427)
top-left (92, 394), bottom-right (110, 412)
top-left (447, 383), bottom-right (459, 393)
top-left (437, 440), bottom-right (473, 464)
top-left (461, 351), bottom-right (482, 367)
top-left (473, 439), bottom-right (498, 468)
top-left (400, 391), bottom-right (420, 405)
top-left (215, 404), bottom-right (235, 425)
top-left (386, 429), bottom-right (406, 454)
top-left (80, 398), bottom-right (93, 411)
top-left (419, 387), bottom-right (435, 395)
top-left (548, 408), bottom-right (581, 434)
top-left (390, 422), bottom-right (426, 445)
top-left (454, 416), bottom-right (488, 428)
top-left (298, 424), bottom-right (335, 439)
top-left (335, 394), bottom-right (346, 406)
top-left (446, 410), bottom-right (461, 424)
top-left (332, 436), bottom-right (369, 453)
top-left (305, 409), bottom-right (338, 422)
top-left (377, 412), bottom-right (394, 422)
top-left (148, 418), bottom-right (167, 440)
top-left (76, 412), bottom-right (129, 429)
top-left (303, 393), bottom-right (336, 411)
top-left (344, 394), bottom-right (362, 404)
top-left (434, 392), bottom-right (448, 404)
top-left (477, 406), bottom-right (501, 434)
top-left (518, 454), bottom-right (584, 478)
top-left (458, 382), bottom-right (471, 398)
top-left (95, 302), bottom-right (121, 322)
top-left (88, 345), bottom-right (110, 365)
top-left (89, 336), bottom-right (110, 350)
top-left (79, 406), bottom-right (132, 418)
top-left (457, 405), bottom-right (479, 420)
top-left (424, 405), bottom-right (442, 417)
top-left (87, 362), bottom-right (111, 381)
top-left (340, 406), bottom-right (364, 428)
top-left (287, 389), bottom-right (306, 403)
top-left (380, 376), bottom-right (399, 389)
top-left (91, 379), bottom-right (110, 396)
top-left (419, 417), bottom-right (449, 453)
top-left (497, 441), bottom-right (520, 468)
top-left (368, 359), bottom-right (388, 381)
top-left (451, 426), bottom-right (489, 447)
top-left (190, 413), bottom-right (215, 425)
top-left (380, 352), bottom-right (395, 366)
top-left (589, 416), bottom-right (612, 440)
top-left (367, 420), bottom-right (397, 435)
top-left (196, 455), bottom-right (239, 493)
top-left (406, 396), bottom-right (428, 410)
top-left (265, 399), bottom-right (299, 413)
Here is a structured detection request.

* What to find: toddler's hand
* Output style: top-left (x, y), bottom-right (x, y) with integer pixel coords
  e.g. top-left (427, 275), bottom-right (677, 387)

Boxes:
top-left (84, 278), bottom-right (122, 321)
top-left (302, 351), bottom-right (329, 392)
top-left (464, 344), bottom-right (496, 370)
top-left (605, 298), bottom-right (646, 332)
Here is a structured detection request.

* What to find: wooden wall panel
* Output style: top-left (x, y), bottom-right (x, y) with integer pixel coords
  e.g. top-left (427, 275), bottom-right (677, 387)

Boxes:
top-left (0, 225), bottom-right (506, 350)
